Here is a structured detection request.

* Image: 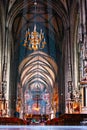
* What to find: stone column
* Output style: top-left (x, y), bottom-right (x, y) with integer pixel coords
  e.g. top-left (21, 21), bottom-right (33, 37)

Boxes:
top-left (81, 85), bottom-right (87, 113)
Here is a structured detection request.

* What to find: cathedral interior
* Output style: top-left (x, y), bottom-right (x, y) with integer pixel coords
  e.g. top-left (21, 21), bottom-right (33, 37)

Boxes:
top-left (0, 0), bottom-right (87, 125)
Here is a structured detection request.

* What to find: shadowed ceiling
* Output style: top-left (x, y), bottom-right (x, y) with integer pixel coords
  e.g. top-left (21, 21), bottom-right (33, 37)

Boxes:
top-left (6, 0), bottom-right (71, 60)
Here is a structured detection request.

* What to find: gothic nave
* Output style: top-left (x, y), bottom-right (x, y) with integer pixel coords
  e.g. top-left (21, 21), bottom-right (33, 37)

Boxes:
top-left (0, 0), bottom-right (87, 126)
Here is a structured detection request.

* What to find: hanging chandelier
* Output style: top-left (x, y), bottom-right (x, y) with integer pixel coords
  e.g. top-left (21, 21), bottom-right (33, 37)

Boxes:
top-left (23, 25), bottom-right (46, 51)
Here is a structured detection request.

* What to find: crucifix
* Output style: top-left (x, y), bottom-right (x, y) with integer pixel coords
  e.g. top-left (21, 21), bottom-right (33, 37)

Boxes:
top-left (33, 94), bottom-right (42, 110)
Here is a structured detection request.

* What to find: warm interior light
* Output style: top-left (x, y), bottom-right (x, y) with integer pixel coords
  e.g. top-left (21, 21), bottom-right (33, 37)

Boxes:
top-left (33, 106), bottom-right (40, 111)
top-left (23, 25), bottom-right (46, 51)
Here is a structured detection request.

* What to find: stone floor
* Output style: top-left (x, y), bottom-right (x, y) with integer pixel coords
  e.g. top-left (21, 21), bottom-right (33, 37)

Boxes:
top-left (0, 126), bottom-right (87, 130)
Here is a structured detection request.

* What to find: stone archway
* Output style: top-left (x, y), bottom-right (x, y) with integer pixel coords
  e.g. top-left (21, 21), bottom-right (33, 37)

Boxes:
top-left (18, 51), bottom-right (58, 119)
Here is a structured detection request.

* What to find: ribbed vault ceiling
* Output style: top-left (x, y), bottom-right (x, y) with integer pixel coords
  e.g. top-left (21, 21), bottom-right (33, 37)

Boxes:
top-left (6, 0), bottom-right (70, 50)
top-left (19, 51), bottom-right (57, 114)
top-left (19, 51), bottom-right (57, 93)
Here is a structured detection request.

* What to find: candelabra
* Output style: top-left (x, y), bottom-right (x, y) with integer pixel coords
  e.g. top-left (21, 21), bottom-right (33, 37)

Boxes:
top-left (23, 25), bottom-right (46, 51)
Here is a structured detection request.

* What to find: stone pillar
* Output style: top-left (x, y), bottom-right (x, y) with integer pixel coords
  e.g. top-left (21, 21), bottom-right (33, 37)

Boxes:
top-left (81, 85), bottom-right (87, 113)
